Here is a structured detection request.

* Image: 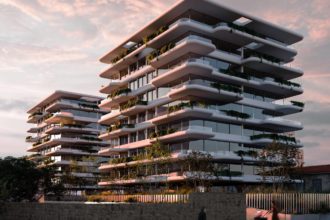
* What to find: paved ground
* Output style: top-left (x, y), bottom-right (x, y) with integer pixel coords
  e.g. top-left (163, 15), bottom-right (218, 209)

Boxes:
top-left (247, 208), bottom-right (292, 220)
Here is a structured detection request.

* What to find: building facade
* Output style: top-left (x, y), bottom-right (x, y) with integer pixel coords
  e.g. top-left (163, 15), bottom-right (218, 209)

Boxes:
top-left (97, 0), bottom-right (304, 192)
top-left (293, 165), bottom-right (330, 193)
top-left (26, 90), bottom-right (108, 193)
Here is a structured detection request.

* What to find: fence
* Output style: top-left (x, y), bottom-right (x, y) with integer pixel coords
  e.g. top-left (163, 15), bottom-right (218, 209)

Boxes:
top-left (246, 193), bottom-right (330, 214)
top-left (88, 194), bottom-right (190, 203)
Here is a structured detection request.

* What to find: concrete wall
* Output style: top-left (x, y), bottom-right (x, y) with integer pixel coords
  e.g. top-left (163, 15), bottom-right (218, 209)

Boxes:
top-left (303, 174), bottom-right (330, 192)
top-left (0, 193), bottom-right (245, 220)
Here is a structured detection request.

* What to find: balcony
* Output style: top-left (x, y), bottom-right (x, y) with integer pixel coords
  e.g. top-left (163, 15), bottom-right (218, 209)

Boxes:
top-left (98, 110), bottom-right (125, 125)
top-left (120, 99), bottom-right (148, 116)
top-left (99, 79), bottom-right (124, 94)
top-left (263, 100), bottom-right (304, 116)
top-left (150, 126), bottom-right (214, 143)
top-left (98, 139), bottom-right (151, 156)
top-left (28, 135), bottom-right (107, 152)
top-left (249, 133), bottom-right (302, 147)
top-left (45, 147), bottom-right (98, 156)
top-left (148, 35), bottom-right (216, 68)
top-left (99, 124), bottom-right (135, 140)
top-left (45, 124), bottom-right (100, 135)
top-left (27, 112), bottom-right (45, 123)
top-left (167, 79), bottom-right (243, 104)
top-left (151, 58), bottom-right (213, 87)
top-left (99, 88), bottom-right (133, 109)
top-left (44, 112), bottom-right (74, 124)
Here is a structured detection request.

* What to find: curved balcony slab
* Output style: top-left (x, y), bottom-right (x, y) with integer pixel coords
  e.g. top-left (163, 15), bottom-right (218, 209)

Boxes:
top-left (45, 148), bottom-right (98, 156)
top-left (151, 107), bottom-right (212, 125)
top-left (98, 111), bottom-right (125, 125)
top-left (44, 112), bottom-right (74, 124)
top-left (145, 18), bottom-right (296, 64)
top-left (99, 93), bottom-right (134, 109)
top-left (121, 105), bottom-right (148, 116)
top-left (45, 125), bottom-right (100, 135)
top-left (149, 36), bottom-right (216, 69)
top-left (98, 139), bottom-right (151, 156)
top-left (151, 59), bottom-right (213, 87)
top-left (151, 126), bottom-right (214, 143)
top-left (99, 80), bottom-right (125, 94)
top-left (168, 82), bottom-right (243, 104)
top-left (242, 56), bottom-right (303, 80)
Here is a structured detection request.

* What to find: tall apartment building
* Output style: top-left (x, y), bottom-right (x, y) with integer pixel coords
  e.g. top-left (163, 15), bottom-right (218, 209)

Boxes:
top-left (97, 0), bottom-right (304, 191)
top-left (26, 90), bottom-right (109, 193)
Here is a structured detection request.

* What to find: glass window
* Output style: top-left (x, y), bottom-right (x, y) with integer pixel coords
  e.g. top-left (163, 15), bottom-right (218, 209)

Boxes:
top-left (243, 165), bottom-right (254, 175)
top-left (130, 132), bottom-right (136, 143)
top-left (204, 140), bottom-right (218, 152)
top-left (138, 130), bottom-right (145, 140)
top-left (216, 122), bottom-right (229, 133)
top-left (189, 140), bottom-right (204, 151)
top-left (230, 164), bottom-right (242, 172)
top-left (190, 120), bottom-right (203, 127)
top-left (230, 124), bottom-right (241, 135)
top-left (218, 141), bottom-right (229, 151)
top-left (229, 142), bottom-right (241, 152)
top-left (205, 121), bottom-right (216, 132)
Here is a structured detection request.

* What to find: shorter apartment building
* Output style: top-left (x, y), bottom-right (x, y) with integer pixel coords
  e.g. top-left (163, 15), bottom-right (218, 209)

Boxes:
top-left (293, 165), bottom-right (330, 193)
top-left (26, 91), bottom-right (109, 193)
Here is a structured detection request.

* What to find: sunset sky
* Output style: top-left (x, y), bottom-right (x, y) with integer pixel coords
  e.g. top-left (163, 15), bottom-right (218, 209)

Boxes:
top-left (1, 0), bottom-right (330, 165)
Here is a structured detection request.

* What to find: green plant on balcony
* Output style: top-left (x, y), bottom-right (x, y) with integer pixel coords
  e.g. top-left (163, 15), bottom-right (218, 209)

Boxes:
top-left (107, 123), bottom-right (135, 133)
top-left (145, 140), bottom-right (170, 160)
top-left (215, 169), bottom-right (243, 177)
top-left (235, 150), bottom-right (258, 158)
top-left (29, 111), bottom-right (43, 118)
top-left (250, 133), bottom-right (296, 143)
top-left (44, 113), bottom-right (54, 120)
top-left (109, 157), bottom-right (132, 165)
top-left (120, 98), bottom-right (148, 111)
top-left (235, 150), bottom-right (245, 157)
top-left (33, 141), bottom-right (41, 147)
top-left (79, 103), bottom-right (99, 109)
top-left (149, 128), bottom-right (177, 139)
top-left (80, 136), bottom-right (102, 142)
top-left (227, 22), bottom-right (267, 40)
top-left (211, 82), bottom-right (242, 94)
top-left (142, 26), bottom-right (169, 44)
top-left (219, 68), bottom-right (250, 80)
top-left (244, 49), bottom-right (281, 64)
top-left (290, 101), bottom-right (305, 108)
top-left (108, 88), bottom-right (132, 99)
top-left (221, 110), bottom-right (250, 119)
top-left (274, 78), bottom-right (301, 88)
top-left (146, 42), bottom-right (175, 64)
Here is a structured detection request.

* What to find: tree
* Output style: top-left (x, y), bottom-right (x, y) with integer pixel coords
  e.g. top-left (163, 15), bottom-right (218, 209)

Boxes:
top-left (182, 151), bottom-right (218, 192)
top-left (257, 142), bottom-right (304, 192)
top-left (0, 157), bottom-right (42, 201)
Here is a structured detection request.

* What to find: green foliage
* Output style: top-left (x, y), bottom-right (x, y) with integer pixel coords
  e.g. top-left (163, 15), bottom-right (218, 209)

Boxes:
top-left (124, 196), bottom-right (138, 203)
top-left (221, 110), bottom-right (251, 119)
top-left (143, 26), bottom-right (168, 44)
top-left (290, 101), bottom-right (305, 108)
top-left (120, 98), bottom-right (148, 111)
top-left (211, 82), bottom-right (242, 94)
top-left (250, 134), bottom-right (296, 143)
top-left (0, 157), bottom-right (42, 201)
top-left (107, 88), bottom-right (132, 99)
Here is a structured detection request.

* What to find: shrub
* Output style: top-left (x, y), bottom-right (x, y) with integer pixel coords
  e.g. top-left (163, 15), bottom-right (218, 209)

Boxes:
top-left (124, 197), bottom-right (138, 203)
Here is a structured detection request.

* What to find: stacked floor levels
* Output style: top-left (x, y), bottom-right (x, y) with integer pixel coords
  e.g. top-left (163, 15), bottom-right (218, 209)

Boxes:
top-left (26, 90), bottom-right (109, 193)
top-left (97, 0), bottom-right (304, 191)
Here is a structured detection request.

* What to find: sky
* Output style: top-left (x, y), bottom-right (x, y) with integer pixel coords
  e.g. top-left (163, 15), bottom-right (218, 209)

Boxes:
top-left (0, 0), bottom-right (329, 166)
